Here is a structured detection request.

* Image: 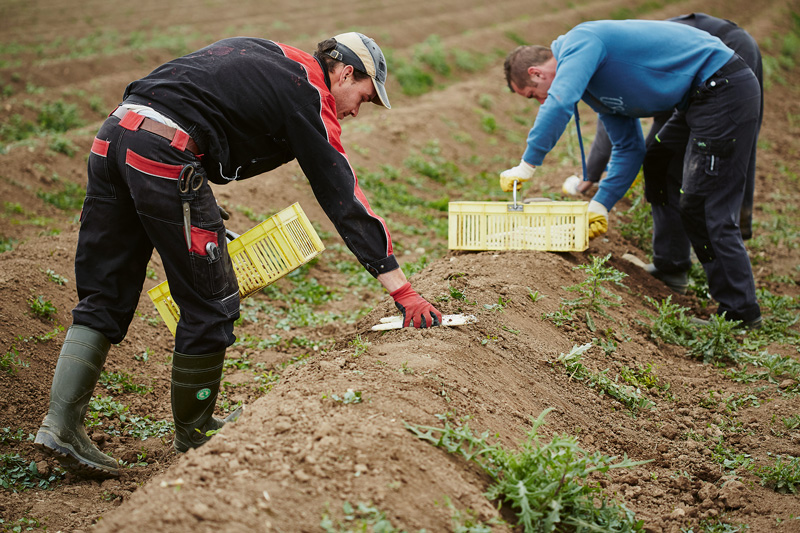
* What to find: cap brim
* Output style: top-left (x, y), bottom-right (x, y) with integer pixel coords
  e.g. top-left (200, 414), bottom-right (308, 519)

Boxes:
top-left (371, 77), bottom-right (391, 109)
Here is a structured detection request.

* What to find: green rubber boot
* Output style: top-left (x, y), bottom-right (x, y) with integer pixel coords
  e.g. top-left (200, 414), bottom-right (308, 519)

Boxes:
top-left (171, 350), bottom-right (242, 453)
top-left (34, 325), bottom-right (119, 477)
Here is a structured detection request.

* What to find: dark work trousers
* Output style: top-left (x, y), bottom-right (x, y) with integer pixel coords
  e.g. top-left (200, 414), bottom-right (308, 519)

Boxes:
top-left (71, 111), bottom-right (240, 354)
top-left (647, 58), bottom-right (761, 322)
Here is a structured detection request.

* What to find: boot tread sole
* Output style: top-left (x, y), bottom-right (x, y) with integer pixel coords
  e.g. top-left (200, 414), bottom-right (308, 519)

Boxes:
top-left (35, 429), bottom-right (119, 478)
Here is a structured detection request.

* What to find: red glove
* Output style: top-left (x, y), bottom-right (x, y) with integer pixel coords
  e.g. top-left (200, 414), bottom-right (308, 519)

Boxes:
top-left (390, 282), bottom-right (442, 328)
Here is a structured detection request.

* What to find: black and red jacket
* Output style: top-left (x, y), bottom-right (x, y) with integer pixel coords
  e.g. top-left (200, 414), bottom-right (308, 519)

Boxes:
top-left (123, 37), bottom-right (398, 277)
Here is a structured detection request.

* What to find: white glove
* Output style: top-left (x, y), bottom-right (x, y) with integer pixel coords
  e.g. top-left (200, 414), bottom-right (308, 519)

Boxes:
top-left (562, 175), bottom-right (581, 196)
top-left (499, 160), bottom-right (536, 192)
top-left (587, 200), bottom-right (609, 240)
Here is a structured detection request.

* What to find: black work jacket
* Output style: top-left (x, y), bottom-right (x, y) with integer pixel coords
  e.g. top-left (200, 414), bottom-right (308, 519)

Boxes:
top-left (124, 37), bottom-right (397, 277)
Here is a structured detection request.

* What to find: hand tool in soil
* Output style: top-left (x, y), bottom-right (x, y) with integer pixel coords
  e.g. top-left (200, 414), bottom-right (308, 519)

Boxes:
top-left (371, 314), bottom-right (477, 331)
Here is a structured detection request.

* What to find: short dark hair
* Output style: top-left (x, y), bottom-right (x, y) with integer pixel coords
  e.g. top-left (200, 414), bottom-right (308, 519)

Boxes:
top-left (503, 45), bottom-right (553, 91)
top-left (315, 38), bottom-right (371, 82)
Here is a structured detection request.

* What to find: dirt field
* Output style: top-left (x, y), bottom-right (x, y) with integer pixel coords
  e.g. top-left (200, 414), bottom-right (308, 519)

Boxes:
top-left (1, 0), bottom-right (799, 531)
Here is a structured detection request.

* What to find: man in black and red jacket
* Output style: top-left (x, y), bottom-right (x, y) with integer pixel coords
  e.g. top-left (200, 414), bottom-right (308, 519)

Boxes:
top-left (35, 32), bottom-right (442, 477)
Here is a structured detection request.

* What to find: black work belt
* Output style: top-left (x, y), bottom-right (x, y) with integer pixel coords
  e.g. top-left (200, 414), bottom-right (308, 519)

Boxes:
top-left (111, 107), bottom-right (201, 155)
top-left (713, 55), bottom-right (748, 78)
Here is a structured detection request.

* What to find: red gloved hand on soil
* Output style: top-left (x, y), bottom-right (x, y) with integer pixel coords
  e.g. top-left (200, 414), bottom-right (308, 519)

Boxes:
top-left (390, 282), bottom-right (442, 328)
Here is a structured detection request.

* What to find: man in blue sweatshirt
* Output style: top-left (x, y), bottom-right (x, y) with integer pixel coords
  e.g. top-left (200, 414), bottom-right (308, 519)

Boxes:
top-left (501, 19), bottom-right (762, 327)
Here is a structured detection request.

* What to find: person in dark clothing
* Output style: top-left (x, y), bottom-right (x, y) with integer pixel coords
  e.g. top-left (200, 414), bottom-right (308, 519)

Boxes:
top-left (501, 17), bottom-right (762, 328)
top-left (561, 14), bottom-right (763, 295)
top-left (34, 32), bottom-right (442, 478)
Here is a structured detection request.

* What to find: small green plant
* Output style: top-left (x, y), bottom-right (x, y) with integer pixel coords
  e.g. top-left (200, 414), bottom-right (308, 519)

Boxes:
top-left (43, 268), bottom-right (68, 285)
top-left (36, 179), bottom-right (85, 211)
top-left (321, 501), bottom-right (406, 533)
top-left (544, 254), bottom-right (627, 329)
top-left (0, 515), bottom-right (44, 532)
top-left (619, 363), bottom-right (669, 394)
top-left (48, 134), bottom-right (78, 156)
top-left (527, 288), bottom-right (544, 303)
top-left (681, 518), bottom-right (749, 532)
top-left (438, 495), bottom-right (500, 533)
top-left (254, 370), bottom-right (280, 393)
top-left (753, 453), bottom-right (800, 494)
top-left (85, 395), bottom-right (129, 429)
top-left (617, 182), bottom-right (653, 254)
top-left (554, 344), bottom-right (654, 412)
top-left (349, 334), bottom-right (370, 358)
top-left (639, 295), bottom-right (695, 346)
top-left (0, 453), bottom-right (64, 491)
top-left (784, 414), bottom-right (800, 430)
top-left (483, 296), bottom-right (508, 311)
top-left (406, 408), bottom-right (648, 532)
top-left (37, 100), bottom-right (85, 132)
top-left (709, 438), bottom-right (753, 473)
top-left (98, 371), bottom-right (152, 394)
top-left (134, 348), bottom-right (153, 362)
top-left (122, 415), bottom-right (174, 441)
top-left (399, 361), bottom-right (415, 375)
top-left (688, 314), bottom-right (744, 364)
top-left (1, 348), bottom-right (28, 374)
top-left (0, 236), bottom-right (18, 252)
top-left (324, 389), bottom-right (363, 405)
top-left (28, 295), bottom-right (57, 320)
top-left (0, 427), bottom-right (32, 445)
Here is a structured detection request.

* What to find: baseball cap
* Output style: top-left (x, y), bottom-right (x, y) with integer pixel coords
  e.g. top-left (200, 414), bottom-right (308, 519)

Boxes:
top-left (328, 32), bottom-right (391, 109)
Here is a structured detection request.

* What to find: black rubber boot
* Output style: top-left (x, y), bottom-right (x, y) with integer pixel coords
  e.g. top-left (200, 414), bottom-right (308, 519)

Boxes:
top-left (644, 263), bottom-right (689, 295)
top-left (34, 325), bottom-right (119, 477)
top-left (171, 350), bottom-right (242, 453)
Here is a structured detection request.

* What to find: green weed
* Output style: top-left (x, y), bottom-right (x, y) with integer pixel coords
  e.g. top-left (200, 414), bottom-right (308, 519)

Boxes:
top-left (27, 295), bottom-right (57, 320)
top-left (617, 180), bottom-right (652, 254)
top-left (122, 416), bottom-right (173, 441)
top-left (681, 518), bottom-right (749, 532)
top-left (554, 344), bottom-right (655, 412)
top-left (0, 428), bottom-right (32, 445)
top-left (48, 135), bottom-right (78, 156)
top-left (0, 236), bottom-right (17, 252)
top-left (349, 335), bottom-right (370, 358)
top-left (0, 453), bottom-right (64, 491)
top-left (85, 395), bottom-right (129, 430)
top-left (36, 178), bottom-right (85, 211)
top-left (687, 314), bottom-right (744, 365)
top-left (43, 268), bottom-right (67, 285)
top-left (414, 35), bottom-right (451, 76)
top-left (324, 389), bottom-right (363, 405)
top-left (709, 438), bottom-right (753, 473)
top-left (406, 408), bottom-right (647, 532)
top-left (544, 254), bottom-right (627, 329)
top-left (98, 371), bottom-right (152, 394)
top-left (639, 295), bottom-right (695, 346)
top-left (438, 495), bottom-right (501, 532)
top-left (321, 501), bottom-right (410, 533)
top-left (0, 515), bottom-right (44, 532)
top-left (254, 370), bottom-right (280, 393)
top-left (754, 453), bottom-right (800, 494)
top-left (37, 100), bottom-right (84, 132)
top-left (784, 414), bottom-right (800, 430)
top-left (1, 348), bottom-right (28, 374)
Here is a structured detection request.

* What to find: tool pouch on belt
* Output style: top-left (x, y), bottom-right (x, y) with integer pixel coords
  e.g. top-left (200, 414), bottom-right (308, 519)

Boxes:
top-left (678, 137), bottom-right (736, 264)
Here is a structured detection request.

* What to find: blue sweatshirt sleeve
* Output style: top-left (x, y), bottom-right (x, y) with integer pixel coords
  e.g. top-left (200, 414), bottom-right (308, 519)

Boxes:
top-left (592, 114), bottom-right (646, 210)
top-left (521, 30), bottom-right (606, 167)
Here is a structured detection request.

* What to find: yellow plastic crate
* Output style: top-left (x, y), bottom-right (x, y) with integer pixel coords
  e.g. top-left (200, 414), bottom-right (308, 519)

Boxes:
top-left (148, 202), bottom-right (325, 335)
top-left (448, 200), bottom-right (589, 252)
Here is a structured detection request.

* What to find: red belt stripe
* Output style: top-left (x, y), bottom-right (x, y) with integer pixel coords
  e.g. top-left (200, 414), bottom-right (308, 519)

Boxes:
top-left (125, 149), bottom-right (183, 180)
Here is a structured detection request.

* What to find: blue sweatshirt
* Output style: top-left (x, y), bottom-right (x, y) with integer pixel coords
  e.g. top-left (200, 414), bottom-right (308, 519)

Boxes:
top-left (520, 20), bottom-right (734, 210)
